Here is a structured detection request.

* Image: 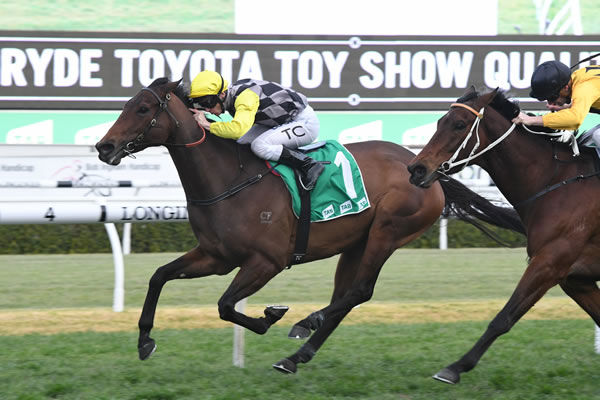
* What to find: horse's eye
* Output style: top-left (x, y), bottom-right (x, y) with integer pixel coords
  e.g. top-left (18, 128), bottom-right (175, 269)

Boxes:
top-left (138, 106), bottom-right (149, 115)
top-left (454, 120), bottom-right (467, 130)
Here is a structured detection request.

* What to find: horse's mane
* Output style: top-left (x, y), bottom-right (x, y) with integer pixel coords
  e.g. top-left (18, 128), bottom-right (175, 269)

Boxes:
top-left (456, 88), bottom-right (520, 121)
top-left (148, 77), bottom-right (193, 108)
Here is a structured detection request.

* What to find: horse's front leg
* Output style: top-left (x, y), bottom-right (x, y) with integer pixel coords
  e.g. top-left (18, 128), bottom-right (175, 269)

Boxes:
top-left (217, 254), bottom-right (287, 334)
top-left (433, 252), bottom-right (566, 384)
top-left (138, 246), bottom-right (232, 360)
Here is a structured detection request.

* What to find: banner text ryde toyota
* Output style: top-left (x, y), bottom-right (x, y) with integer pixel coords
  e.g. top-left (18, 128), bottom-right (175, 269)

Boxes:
top-left (1, 32), bottom-right (599, 110)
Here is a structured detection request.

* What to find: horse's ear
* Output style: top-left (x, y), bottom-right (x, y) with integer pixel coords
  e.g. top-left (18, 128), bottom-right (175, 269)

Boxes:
top-left (166, 79), bottom-right (183, 92)
top-left (479, 87), bottom-right (500, 106)
top-left (464, 85), bottom-right (477, 96)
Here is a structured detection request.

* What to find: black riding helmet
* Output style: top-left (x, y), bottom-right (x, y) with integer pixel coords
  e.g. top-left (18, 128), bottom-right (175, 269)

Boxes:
top-left (529, 60), bottom-right (572, 101)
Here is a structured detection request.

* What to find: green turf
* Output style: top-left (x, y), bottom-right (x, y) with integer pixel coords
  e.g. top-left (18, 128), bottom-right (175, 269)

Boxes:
top-left (0, 248), bottom-right (569, 310)
top-left (1, 250), bottom-right (597, 399)
top-left (1, 320), bottom-right (599, 400)
top-left (1, 0), bottom-right (599, 34)
top-left (0, 0), bottom-right (234, 32)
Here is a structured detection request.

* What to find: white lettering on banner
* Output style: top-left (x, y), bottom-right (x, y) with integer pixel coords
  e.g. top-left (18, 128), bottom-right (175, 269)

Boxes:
top-left (437, 51), bottom-right (474, 88)
top-left (275, 50), bottom-right (299, 87)
top-left (359, 51), bottom-right (384, 89)
top-left (214, 50), bottom-right (240, 82)
top-left (238, 50), bottom-right (263, 80)
top-left (0, 47), bottom-right (103, 88)
top-left (484, 51), bottom-right (574, 90)
top-left (1, 48), bottom-right (27, 86)
top-left (53, 49), bottom-right (79, 87)
top-left (298, 51), bottom-right (323, 89)
top-left (27, 48), bottom-right (53, 86)
top-left (114, 49), bottom-right (263, 86)
top-left (138, 49), bottom-right (165, 86)
top-left (189, 50), bottom-right (216, 79)
top-left (361, 51), bottom-right (473, 89)
top-left (164, 49), bottom-right (191, 81)
top-left (114, 49), bottom-right (139, 87)
top-left (275, 50), bottom-right (349, 88)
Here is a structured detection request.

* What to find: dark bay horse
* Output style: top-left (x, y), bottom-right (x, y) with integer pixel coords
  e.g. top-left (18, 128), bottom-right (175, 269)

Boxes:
top-left (96, 78), bottom-right (524, 374)
top-left (408, 86), bottom-right (600, 384)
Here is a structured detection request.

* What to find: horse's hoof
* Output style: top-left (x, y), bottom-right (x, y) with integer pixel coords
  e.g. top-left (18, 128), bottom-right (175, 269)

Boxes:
top-left (138, 339), bottom-right (156, 361)
top-left (264, 305), bottom-right (289, 324)
top-left (272, 358), bottom-right (297, 374)
top-left (433, 367), bottom-right (460, 384)
top-left (288, 323), bottom-right (311, 339)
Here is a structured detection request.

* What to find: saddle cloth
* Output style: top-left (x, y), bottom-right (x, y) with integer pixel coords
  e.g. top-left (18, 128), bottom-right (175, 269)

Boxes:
top-left (270, 140), bottom-right (370, 222)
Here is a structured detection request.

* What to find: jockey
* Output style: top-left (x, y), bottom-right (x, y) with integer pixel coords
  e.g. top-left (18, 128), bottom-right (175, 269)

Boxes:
top-left (512, 60), bottom-right (600, 150)
top-left (188, 71), bottom-right (324, 190)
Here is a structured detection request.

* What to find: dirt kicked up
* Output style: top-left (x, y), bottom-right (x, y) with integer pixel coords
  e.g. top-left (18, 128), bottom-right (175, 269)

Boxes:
top-left (0, 297), bottom-right (588, 335)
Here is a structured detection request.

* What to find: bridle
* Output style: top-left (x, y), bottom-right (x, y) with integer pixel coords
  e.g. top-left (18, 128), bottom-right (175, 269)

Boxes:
top-left (439, 102), bottom-right (517, 174)
top-left (124, 86), bottom-right (206, 155)
top-left (124, 86), bottom-right (273, 207)
top-left (440, 101), bottom-right (597, 209)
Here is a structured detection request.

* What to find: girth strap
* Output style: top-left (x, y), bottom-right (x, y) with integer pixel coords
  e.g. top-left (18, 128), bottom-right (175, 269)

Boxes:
top-left (288, 172), bottom-right (311, 268)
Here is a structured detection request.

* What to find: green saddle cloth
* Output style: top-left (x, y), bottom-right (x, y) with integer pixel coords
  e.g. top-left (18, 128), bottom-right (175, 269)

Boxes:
top-left (272, 140), bottom-right (370, 222)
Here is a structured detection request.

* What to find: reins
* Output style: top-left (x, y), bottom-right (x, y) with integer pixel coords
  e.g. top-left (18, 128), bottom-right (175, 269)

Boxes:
top-left (188, 163), bottom-right (278, 206)
top-left (441, 98), bottom-right (600, 208)
top-left (515, 169), bottom-right (600, 207)
top-left (129, 85), bottom-right (275, 206)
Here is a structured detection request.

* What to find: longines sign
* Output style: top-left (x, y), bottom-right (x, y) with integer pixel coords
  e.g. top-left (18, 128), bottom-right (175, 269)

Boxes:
top-left (1, 31), bottom-right (599, 111)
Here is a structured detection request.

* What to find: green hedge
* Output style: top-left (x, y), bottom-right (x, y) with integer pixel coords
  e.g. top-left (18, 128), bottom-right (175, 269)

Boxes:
top-left (0, 219), bottom-right (526, 255)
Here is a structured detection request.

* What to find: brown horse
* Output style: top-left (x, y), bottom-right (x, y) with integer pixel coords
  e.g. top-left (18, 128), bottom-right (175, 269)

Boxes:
top-left (96, 78), bottom-right (524, 374)
top-left (408, 86), bottom-right (600, 384)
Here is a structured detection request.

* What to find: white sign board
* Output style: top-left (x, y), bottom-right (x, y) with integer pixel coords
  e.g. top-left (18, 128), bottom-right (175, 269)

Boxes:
top-left (0, 144), bottom-right (184, 201)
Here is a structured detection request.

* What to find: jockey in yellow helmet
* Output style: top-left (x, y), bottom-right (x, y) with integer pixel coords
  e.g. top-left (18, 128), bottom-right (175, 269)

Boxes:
top-left (189, 71), bottom-right (324, 190)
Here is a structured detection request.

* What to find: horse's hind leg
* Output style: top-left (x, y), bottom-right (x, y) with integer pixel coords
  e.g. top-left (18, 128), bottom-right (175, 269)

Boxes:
top-left (138, 246), bottom-right (232, 360)
top-left (559, 260), bottom-right (600, 326)
top-left (288, 240), bottom-right (366, 340)
top-left (216, 254), bottom-right (287, 334)
top-left (274, 236), bottom-right (394, 374)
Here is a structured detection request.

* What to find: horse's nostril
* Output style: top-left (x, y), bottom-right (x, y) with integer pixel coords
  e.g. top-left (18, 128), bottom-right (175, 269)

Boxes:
top-left (96, 142), bottom-right (114, 156)
top-left (408, 163), bottom-right (427, 179)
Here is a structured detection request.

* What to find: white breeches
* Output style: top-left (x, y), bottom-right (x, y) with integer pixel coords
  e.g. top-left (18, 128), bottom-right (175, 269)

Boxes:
top-left (237, 106), bottom-right (320, 161)
top-left (578, 123), bottom-right (600, 157)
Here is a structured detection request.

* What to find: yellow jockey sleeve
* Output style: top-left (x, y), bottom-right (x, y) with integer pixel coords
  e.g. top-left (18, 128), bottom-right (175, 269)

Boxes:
top-left (210, 89), bottom-right (260, 139)
top-left (542, 68), bottom-right (600, 130)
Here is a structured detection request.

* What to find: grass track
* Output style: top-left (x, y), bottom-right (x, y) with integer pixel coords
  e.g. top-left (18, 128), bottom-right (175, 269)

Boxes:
top-left (1, 249), bottom-right (599, 399)
top-left (1, 320), bottom-right (599, 400)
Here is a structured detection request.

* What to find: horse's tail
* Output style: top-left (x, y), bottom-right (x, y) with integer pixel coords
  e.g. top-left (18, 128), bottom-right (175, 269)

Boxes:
top-left (439, 177), bottom-right (526, 244)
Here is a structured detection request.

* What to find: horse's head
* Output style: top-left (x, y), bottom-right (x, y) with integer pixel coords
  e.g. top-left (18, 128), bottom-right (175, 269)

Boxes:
top-left (408, 86), bottom-right (519, 188)
top-left (96, 78), bottom-right (188, 165)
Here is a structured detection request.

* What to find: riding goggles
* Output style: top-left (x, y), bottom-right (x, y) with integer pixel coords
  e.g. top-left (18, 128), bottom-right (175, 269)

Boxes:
top-left (191, 94), bottom-right (219, 110)
top-left (544, 91), bottom-right (561, 103)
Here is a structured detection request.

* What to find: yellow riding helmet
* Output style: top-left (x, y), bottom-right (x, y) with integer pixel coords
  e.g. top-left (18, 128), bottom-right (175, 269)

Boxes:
top-left (190, 71), bottom-right (229, 98)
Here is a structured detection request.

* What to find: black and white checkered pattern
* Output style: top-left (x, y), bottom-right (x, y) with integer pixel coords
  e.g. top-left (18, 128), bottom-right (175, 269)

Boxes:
top-left (224, 79), bottom-right (308, 127)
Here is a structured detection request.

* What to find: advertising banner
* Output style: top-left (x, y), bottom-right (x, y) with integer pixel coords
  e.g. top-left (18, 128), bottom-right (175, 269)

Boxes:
top-left (1, 31), bottom-right (599, 111)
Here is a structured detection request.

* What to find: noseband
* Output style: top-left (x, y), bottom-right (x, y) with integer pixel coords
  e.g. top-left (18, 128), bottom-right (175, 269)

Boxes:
top-left (125, 87), bottom-right (206, 154)
top-left (439, 102), bottom-right (516, 174)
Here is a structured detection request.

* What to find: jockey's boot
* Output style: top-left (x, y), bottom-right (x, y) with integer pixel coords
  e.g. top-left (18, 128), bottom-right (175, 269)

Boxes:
top-left (278, 147), bottom-right (325, 190)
